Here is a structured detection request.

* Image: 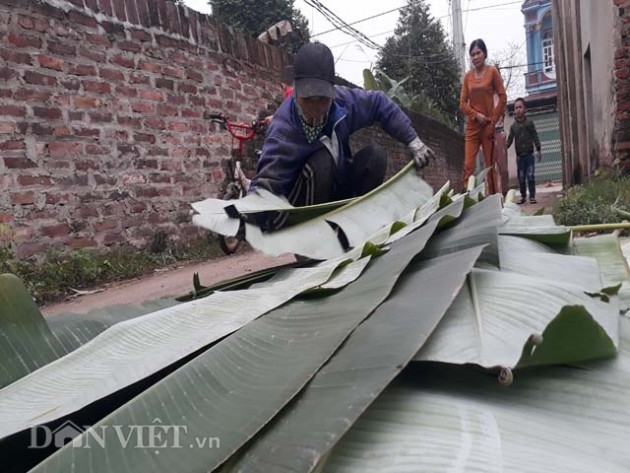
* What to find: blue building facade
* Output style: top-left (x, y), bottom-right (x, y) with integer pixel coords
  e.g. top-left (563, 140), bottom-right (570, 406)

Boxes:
top-left (522, 0), bottom-right (556, 95)
top-left (507, 0), bottom-right (562, 182)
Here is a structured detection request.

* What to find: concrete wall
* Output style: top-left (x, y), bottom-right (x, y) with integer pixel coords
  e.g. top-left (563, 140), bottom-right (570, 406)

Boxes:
top-left (553, 0), bottom-right (628, 186)
top-left (0, 0), bottom-right (464, 261)
top-left (579, 0), bottom-right (616, 169)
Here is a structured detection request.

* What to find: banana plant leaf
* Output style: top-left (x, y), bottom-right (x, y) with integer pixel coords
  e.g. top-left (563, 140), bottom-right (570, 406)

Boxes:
top-left (325, 165), bottom-right (433, 248)
top-left (0, 259), bottom-right (353, 440)
top-left (46, 299), bottom-right (179, 353)
top-left (29, 221), bottom-right (440, 473)
top-left (414, 265), bottom-right (619, 369)
top-left (321, 317), bottom-right (630, 473)
top-left (228, 245), bottom-right (484, 473)
top-left (245, 218), bottom-right (343, 259)
top-left (192, 189), bottom-right (295, 237)
top-left (240, 163), bottom-right (433, 260)
top-left (384, 183), bottom-right (448, 245)
top-left (319, 256), bottom-right (372, 290)
top-left (498, 234), bottom-right (556, 255)
top-left (0, 273), bottom-right (179, 389)
top-left (176, 260), bottom-right (309, 302)
top-left (0, 275), bottom-right (64, 388)
top-left (574, 234), bottom-right (630, 314)
top-left (499, 250), bottom-right (603, 291)
top-left (420, 194), bottom-right (502, 267)
top-left (499, 214), bottom-right (571, 246)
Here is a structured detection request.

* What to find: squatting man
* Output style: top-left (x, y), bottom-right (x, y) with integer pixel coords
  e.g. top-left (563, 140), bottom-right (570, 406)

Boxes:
top-left (248, 42), bottom-right (436, 231)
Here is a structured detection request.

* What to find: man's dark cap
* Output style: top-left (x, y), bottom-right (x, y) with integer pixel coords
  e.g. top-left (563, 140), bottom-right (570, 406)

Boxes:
top-left (293, 43), bottom-right (335, 99)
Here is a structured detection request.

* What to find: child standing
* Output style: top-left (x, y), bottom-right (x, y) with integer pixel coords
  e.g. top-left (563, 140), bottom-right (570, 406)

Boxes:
top-left (506, 97), bottom-right (542, 204)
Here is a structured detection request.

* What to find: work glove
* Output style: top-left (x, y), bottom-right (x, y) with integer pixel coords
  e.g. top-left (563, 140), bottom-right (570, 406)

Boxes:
top-left (408, 137), bottom-right (435, 171)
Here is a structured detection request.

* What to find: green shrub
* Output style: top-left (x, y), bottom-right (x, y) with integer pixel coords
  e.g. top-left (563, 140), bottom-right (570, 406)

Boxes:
top-left (0, 235), bottom-right (222, 304)
top-left (552, 173), bottom-right (630, 227)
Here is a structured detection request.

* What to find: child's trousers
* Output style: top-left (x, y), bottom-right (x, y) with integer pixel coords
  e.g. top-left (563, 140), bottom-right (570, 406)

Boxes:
top-left (517, 153), bottom-right (536, 199)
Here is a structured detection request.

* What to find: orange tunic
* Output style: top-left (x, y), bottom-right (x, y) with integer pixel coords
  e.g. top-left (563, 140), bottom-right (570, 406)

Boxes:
top-left (460, 65), bottom-right (507, 127)
top-left (459, 65), bottom-right (507, 194)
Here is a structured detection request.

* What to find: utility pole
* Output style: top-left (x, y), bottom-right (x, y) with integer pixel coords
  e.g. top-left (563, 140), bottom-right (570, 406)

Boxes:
top-left (451, 0), bottom-right (466, 79)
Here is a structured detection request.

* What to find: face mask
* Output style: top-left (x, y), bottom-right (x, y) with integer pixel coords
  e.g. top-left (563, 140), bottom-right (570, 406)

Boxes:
top-left (295, 100), bottom-right (327, 144)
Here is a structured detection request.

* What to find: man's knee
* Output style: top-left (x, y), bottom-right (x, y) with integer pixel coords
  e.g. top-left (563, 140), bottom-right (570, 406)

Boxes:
top-left (350, 144), bottom-right (387, 196)
top-left (302, 147), bottom-right (335, 205)
top-left (305, 147), bottom-right (335, 178)
top-left (354, 144), bottom-right (387, 176)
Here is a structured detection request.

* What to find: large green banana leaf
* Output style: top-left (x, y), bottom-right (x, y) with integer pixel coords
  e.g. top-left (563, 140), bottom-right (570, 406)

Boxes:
top-left (0, 275), bottom-right (64, 388)
top-left (0, 258), bottom-right (354, 440)
top-left (0, 272), bottom-right (178, 389)
top-left (498, 234), bottom-right (556, 255)
top-left (29, 220), bottom-right (440, 473)
top-left (324, 166), bottom-right (433, 248)
top-left (574, 234), bottom-right (630, 313)
top-left (499, 210), bottom-right (571, 246)
top-left (192, 189), bottom-right (295, 237)
top-left (320, 317), bottom-right (630, 473)
top-left (228, 246), bottom-right (484, 473)
top-left (414, 266), bottom-right (618, 369)
top-left (4, 175), bottom-right (629, 473)
top-left (192, 188), bottom-right (353, 236)
top-left (242, 164), bottom-right (432, 259)
top-left (46, 299), bottom-right (178, 352)
top-left (420, 194), bottom-right (502, 266)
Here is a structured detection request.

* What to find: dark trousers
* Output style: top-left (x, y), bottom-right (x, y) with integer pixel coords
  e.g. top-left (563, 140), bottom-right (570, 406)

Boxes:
top-left (269, 145), bottom-right (387, 230)
top-left (517, 153), bottom-right (536, 199)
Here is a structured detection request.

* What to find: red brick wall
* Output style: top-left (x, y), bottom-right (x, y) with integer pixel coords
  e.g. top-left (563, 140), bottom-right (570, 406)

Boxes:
top-left (350, 112), bottom-right (463, 192)
top-left (0, 0), bottom-right (288, 258)
top-left (0, 0), bottom-right (463, 261)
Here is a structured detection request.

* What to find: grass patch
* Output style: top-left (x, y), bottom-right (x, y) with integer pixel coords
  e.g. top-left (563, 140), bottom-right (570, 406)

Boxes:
top-left (553, 174), bottom-right (630, 228)
top-left (0, 235), bottom-right (224, 304)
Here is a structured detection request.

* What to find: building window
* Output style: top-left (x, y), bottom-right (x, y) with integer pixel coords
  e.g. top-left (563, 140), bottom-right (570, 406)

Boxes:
top-left (542, 30), bottom-right (555, 76)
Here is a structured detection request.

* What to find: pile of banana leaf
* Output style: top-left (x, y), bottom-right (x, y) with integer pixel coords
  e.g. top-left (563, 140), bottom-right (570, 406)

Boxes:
top-left (1, 165), bottom-right (628, 472)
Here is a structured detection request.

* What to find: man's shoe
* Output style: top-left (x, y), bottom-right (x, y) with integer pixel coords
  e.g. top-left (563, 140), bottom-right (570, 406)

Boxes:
top-left (530, 198), bottom-right (537, 204)
top-left (517, 198), bottom-right (526, 205)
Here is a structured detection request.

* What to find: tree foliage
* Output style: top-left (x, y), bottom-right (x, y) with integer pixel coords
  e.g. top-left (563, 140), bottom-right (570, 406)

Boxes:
top-left (363, 68), bottom-right (450, 125)
top-left (377, 0), bottom-right (461, 127)
top-left (209, 0), bottom-right (310, 54)
top-left (492, 41), bottom-right (527, 99)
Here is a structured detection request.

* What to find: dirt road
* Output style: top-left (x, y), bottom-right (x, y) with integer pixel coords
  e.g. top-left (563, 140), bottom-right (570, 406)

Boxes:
top-left (42, 251), bottom-right (294, 316)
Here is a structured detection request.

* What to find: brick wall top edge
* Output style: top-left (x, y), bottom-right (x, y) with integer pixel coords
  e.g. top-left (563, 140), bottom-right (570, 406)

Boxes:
top-left (15, 0), bottom-right (290, 71)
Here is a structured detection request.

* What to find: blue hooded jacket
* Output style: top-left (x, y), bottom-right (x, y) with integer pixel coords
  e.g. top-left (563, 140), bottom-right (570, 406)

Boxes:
top-left (249, 86), bottom-right (418, 197)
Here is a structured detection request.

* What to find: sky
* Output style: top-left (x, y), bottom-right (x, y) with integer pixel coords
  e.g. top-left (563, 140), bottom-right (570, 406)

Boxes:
top-left (182, 0), bottom-right (528, 98)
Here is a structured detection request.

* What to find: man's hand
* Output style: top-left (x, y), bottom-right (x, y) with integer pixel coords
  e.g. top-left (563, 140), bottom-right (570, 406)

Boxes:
top-left (536, 150), bottom-right (542, 162)
top-left (408, 137), bottom-right (435, 171)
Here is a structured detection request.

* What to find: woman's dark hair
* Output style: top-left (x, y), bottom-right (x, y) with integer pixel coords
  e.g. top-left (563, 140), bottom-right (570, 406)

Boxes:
top-left (469, 39), bottom-right (488, 58)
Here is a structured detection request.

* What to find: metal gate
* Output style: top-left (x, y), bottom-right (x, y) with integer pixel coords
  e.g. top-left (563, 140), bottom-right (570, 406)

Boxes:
top-left (530, 109), bottom-right (562, 182)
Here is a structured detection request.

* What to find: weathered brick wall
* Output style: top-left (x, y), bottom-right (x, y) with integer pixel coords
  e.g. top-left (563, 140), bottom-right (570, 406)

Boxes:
top-left (0, 0), bottom-right (288, 258)
top-left (615, 0), bottom-right (630, 172)
top-left (350, 111), bottom-right (463, 193)
top-left (0, 0), bottom-right (463, 261)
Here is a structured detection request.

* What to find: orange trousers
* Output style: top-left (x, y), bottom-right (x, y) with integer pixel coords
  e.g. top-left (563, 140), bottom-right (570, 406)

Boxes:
top-left (462, 123), bottom-right (498, 195)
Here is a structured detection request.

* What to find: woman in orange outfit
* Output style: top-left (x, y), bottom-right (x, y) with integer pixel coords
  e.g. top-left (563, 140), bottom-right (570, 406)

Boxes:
top-left (460, 39), bottom-right (507, 194)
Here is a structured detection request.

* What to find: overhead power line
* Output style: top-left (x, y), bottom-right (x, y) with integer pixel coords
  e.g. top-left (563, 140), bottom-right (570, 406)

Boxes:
top-left (311, 1), bottom-right (420, 38)
top-left (312, 0), bottom-right (524, 42)
top-left (304, 0), bottom-right (381, 49)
